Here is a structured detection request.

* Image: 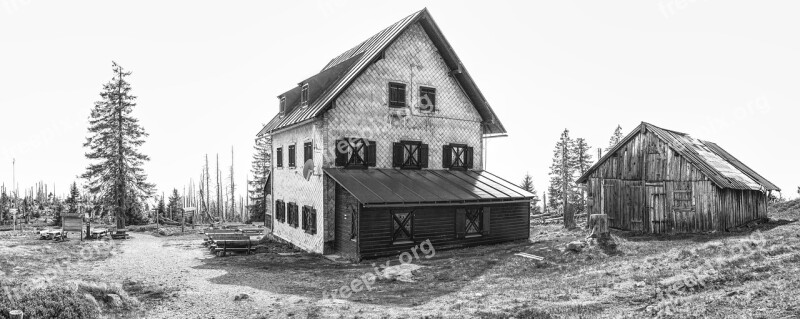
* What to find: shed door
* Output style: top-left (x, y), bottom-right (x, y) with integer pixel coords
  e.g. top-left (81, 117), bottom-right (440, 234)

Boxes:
top-left (626, 184), bottom-right (644, 231)
top-left (602, 181), bottom-right (618, 228)
top-left (647, 184), bottom-right (666, 233)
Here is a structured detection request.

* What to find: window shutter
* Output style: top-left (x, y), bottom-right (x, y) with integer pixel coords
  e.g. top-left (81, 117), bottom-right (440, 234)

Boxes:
top-left (335, 139), bottom-right (347, 167)
top-left (311, 208), bottom-right (317, 234)
top-left (366, 140), bottom-right (377, 167)
top-left (419, 144), bottom-right (429, 168)
top-left (455, 208), bottom-right (466, 239)
top-left (465, 146), bottom-right (474, 169)
top-left (442, 145), bottom-right (452, 169)
top-left (482, 207), bottom-right (491, 235)
top-left (392, 143), bottom-right (404, 167)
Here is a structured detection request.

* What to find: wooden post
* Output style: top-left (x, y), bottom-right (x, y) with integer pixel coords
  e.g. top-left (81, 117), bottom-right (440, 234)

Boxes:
top-left (181, 208), bottom-right (185, 234)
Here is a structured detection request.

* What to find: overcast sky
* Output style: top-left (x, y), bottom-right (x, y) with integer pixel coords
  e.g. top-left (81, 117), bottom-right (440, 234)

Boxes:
top-left (1, 0), bottom-right (798, 203)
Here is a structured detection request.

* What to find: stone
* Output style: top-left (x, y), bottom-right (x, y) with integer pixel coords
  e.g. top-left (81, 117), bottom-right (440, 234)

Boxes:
top-left (566, 241), bottom-right (585, 253)
top-left (235, 293), bottom-right (250, 301)
top-left (104, 294), bottom-right (123, 308)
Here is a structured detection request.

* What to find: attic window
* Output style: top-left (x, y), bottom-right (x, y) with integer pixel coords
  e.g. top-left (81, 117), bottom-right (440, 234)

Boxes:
top-left (419, 86), bottom-right (436, 112)
top-left (389, 82), bottom-right (406, 108)
top-left (300, 84), bottom-right (309, 107)
top-left (279, 97), bottom-right (286, 114)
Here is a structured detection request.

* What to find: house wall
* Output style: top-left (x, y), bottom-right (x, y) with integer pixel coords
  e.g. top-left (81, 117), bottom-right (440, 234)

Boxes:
top-left (322, 22), bottom-right (484, 170)
top-left (271, 121), bottom-right (326, 253)
top-left (358, 202), bottom-right (530, 259)
top-left (584, 129), bottom-right (767, 233)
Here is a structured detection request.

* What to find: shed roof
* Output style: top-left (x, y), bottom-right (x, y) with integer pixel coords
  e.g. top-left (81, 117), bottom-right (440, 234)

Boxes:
top-left (576, 122), bottom-right (780, 191)
top-left (324, 168), bottom-right (533, 208)
top-left (257, 8), bottom-right (506, 136)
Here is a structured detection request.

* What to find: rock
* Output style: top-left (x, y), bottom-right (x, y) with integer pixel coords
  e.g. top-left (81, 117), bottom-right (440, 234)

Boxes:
top-left (104, 294), bottom-right (123, 308)
top-left (566, 241), bottom-right (585, 253)
top-left (234, 293), bottom-right (250, 301)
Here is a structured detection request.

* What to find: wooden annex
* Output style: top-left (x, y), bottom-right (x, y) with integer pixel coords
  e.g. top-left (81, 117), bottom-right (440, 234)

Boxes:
top-left (576, 122), bottom-right (780, 233)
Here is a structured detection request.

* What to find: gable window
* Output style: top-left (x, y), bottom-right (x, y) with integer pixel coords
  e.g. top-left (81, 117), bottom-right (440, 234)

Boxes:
top-left (388, 82), bottom-right (406, 108)
top-left (276, 147), bottom-right (283, 168)
top-left (443, 144), bottom-right (474, 170)
top-left (302, 206), bottom-right (317, 234)
top-left (673, 182), bottom-right (693, 211)
top-left (391, 209), bottom-right (414, 244)
top-left (300, 84), bottom-right (309, 106)
top-left (392, 141), bottom-right (428, 169)
top-left (279, 97), bottom-right (286, 114)
top-left (287, 202), bottom-right (299, 227)
top-left (456, 207), bottom-right (491, 238)
top-left (335, 138), bottom-right (376, 168)
top-left (303, 142), bottom-right (313, 165)
top-left (276, 200), bottom-right (286, 223)
top-left (419, 86), bottom-right (436, 112)
top-left (288, 144), bottom-right (296, 168)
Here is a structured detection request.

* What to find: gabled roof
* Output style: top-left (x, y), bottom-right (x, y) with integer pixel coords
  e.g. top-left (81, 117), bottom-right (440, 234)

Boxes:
top-left (576, 122), bottom-right (780, 191)
top-left (257, 8), bottom-right (506, 136)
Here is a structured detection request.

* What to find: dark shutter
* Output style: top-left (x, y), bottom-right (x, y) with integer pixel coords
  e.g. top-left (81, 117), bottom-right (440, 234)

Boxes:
top-left (442, 145), bottom-right (452, 169)
top-left (392, 143), bottom-right (404, 167)
top-left (465, 146), bottom-right (474, 169)
top-left (419, 144), bottom-right (429, 168)
top-left (455, 208), bottom-right (466, 239)
top-left (482, 207), bottom-right (491, 235)
top-left (310, 208), bottom-right (317, 234)
top-left (335, 139), bottom-right (347, 167)
top-left (366, 140), bottom-right (377, 167)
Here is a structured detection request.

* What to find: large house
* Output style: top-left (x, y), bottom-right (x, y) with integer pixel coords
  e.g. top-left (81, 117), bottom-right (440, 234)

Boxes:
top-left (576, 122), bottom-right (780, 233)
top-left (257, 9), bottom-right (533, 260)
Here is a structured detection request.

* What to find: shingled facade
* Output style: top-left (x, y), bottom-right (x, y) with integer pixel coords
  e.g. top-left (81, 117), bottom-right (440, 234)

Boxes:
top-left (258, 9), bottom-right (532, 260)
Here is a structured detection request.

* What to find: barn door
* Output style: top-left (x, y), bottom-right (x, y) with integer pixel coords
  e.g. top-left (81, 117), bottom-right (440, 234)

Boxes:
top-left (627, 183), bottom-right (644, 231)
top-left (603, 181), bottom-right (617, 228)
top-left (647, 184), bottom-right (666, 233)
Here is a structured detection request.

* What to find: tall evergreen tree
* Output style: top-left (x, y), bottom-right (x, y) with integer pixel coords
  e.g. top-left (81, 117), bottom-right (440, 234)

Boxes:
top-left (167, 188), bottom-right (182, 219)
top-left (248, 135), bottom-right (271, 223)
top-left (0, 188), bottom-right (8, 222)
top-left (605, 125), bottom-right (624, 152)
top-left (571, 138), bottom-right (593, 214)
top-left (547, 129), bottom-right (576, 214)
top-left (520, 173), bottom-right (534, 193)
top-left (82, 62), bottom-right (154, 229)
top-left (156, 196), bottom-right (166, 220)
top-left (65, 182), bottom-right (80, 215)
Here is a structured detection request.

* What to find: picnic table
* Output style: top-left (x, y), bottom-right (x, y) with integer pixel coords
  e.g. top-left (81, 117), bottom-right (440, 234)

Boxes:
top-left (203, 229), bottom-right (238, 246)
top-left (207, 233), bottom-right (254, 257)
top-left (90, 228), bottom-right (109, 239)
top-left (38, 229), bottom-right (66, 241)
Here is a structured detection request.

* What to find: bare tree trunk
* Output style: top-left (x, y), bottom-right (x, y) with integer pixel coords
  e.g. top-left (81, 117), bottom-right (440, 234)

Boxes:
top-left (230, 146), bottom-right (235, 223)
top-left (216, 153), bottom-right (222, 222)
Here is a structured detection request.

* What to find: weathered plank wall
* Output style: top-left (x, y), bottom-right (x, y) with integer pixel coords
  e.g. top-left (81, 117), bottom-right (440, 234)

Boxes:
top-left (584, 129), bottom-right (767, 233)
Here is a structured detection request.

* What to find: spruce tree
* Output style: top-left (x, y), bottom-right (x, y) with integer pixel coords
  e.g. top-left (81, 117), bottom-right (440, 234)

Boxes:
top-left (167, 189), bottom-right (182, 220)
top-left (65, 182), bottom-right (80, 215)
top-left (82, 62), bottom-right (154, 229)
top-left (547, 129), bottom-right (576, 214)
top-left (156, 196), bottom-right (166, 220)
top-left (605, 125), bottom-right (624, 152)
top-left (248, 135), bottom-right (271, 223)
top-left (520, 173), bottom-right (534, 193)
top-left (0, 189), bottom-right (8, 222)
top-left (571, 138), bottom-right (593, 214)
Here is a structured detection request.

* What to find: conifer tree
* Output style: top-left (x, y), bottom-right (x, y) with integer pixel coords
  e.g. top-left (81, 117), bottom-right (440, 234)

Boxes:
top-left (65, 182), bottom-right (80, 215)
top-left (571, 138), bottom-right (593, 214)
top-left (156, 196), bottom-right (166, 220)
top-left (167, 188), bottom-right (182, 219)
top-left (547, 129), bottom-right (576, 214)
top-left (82, 62), bottom-right (154, 229)
top-left (248, 135), bottom-right (271, 223)
top-left (605, 125), bottom-right (624, 152)
top-left (520, 173), bottom-right (534, 193)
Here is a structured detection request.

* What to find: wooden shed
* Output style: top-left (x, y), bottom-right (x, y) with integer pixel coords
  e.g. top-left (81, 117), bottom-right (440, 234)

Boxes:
top-left (576, 122), bottom-right (780, 233)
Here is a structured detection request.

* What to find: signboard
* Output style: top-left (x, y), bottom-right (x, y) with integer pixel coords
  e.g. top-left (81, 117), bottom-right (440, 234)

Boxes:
top-left (62, 213), bottom-right (83, 232)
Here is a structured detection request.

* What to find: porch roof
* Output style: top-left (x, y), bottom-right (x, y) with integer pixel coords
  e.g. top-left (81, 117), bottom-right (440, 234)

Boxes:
top-left (323, 168), bottom-right (533, 208)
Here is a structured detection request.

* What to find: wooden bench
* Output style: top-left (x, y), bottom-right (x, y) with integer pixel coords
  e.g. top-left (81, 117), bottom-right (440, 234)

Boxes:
top-left (110, 229), bottom-right (130, 240)
top-left (90, 228), bottom-right (109, 239)
top-left (239, 228), bottom-right (264, 237)
top-left (203, 229), bottom-right (238, 246)
top-left (208, 233), bottom-right (254, 257)
top-left (39, 229), bottom-right (64, 240)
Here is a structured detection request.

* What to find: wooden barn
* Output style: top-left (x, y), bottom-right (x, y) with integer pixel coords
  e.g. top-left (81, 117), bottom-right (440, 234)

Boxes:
top-left (576, 122), bottom-right (780, 233)
top-left (257, 9), bottom-right (533, 260)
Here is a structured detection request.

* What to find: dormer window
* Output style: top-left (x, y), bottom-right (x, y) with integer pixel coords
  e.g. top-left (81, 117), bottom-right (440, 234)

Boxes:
top-left (300, 84), bottom-right (309, 107)
top-left (279, 97), bottom-right (286, 114)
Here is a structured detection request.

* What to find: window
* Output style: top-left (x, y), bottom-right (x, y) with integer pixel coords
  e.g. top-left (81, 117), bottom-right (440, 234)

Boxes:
top-left (279, 97), bottom-right (286, 114)
top-left (276, 200), bottom-right (285, 223)
top-left (443, 144), bottom-right (474, 170)
top-left (392, 141), bottom-right (428, 169)
top-left (302, 206), bottom-right (317, 234)
top-left (276, 147), bottom-right (283, 168)
top-left (456, 207), bottom-right (491, 238)
top-left (303, 142), bottom-right (313, 164)
top-left (288, 144), bottom-right (296, 168)
top-left (335, 138), bottom-right (376, 168)
top-left (300, 84), bottom-right (309, 106)
top-left (388, 82), bottom-right (406, 108)
top-left (391, 209), bottom-right (414, 244)
top-left (287, 202), bottom-right (299, 227)
top-left (673, 182), bottom-right (693, 211)
top-left (419, 86), bottom-right (436, 112)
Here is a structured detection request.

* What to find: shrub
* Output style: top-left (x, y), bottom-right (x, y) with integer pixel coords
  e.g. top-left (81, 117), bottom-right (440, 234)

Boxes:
top-left (0, 286), bottom-right (99, 319)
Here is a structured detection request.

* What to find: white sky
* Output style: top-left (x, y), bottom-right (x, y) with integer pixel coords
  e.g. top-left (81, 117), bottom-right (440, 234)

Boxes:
top-left (1, 1), bottom-right (798, 202)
